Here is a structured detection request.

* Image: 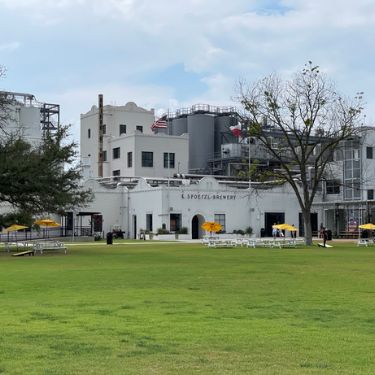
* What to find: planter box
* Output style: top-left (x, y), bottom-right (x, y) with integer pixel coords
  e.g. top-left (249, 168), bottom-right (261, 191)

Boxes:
top-left (152, 234), bottom-right (190, 241)
top-left (154, 234), bottom-right (176, 241)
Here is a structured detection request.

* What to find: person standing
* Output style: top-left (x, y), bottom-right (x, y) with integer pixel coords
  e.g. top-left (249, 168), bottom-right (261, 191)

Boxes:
top-left (291, 225), bottom-right (296, 238)
top-left (272, 224), bottom-right (278, 239)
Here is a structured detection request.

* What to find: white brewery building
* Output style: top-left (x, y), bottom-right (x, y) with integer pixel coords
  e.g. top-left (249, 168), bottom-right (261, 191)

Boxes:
top-left (79, 96), bottom-right (375, 240)
top-left (1, 91), bottom-right (375, 240)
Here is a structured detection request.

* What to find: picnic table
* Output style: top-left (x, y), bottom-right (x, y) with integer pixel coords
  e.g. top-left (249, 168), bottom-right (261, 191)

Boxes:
top-left (357, 239), bottom-right (375, 247)
top-left (3, 241), bottom-right (32, 252)
top-left (272, 239), bottom-right (298, 248)
top-left (206, 239), bottom-right (236, 248)
top-left (33, 240), bottom-right (67, 254)
top-left (201, 236), bottom-right (220, 244)
top-left (242, 239), bottom-right (273, 248)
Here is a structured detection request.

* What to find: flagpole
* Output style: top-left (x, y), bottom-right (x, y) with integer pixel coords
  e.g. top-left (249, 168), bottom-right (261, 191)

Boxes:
top-left (248, 127), bottom-right (251, 190)
top-left (167, 110), bottom-right (170, 188)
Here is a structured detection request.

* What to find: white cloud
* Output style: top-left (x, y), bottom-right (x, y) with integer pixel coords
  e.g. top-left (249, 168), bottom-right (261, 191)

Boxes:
top-left (0, 0), bottom-right (374, 129)
top-left (0, 42), bottom-right (19, 51)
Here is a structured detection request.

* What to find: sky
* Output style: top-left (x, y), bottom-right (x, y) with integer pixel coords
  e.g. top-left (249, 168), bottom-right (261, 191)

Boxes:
top-left (1, 0), bottom-right (375, 142)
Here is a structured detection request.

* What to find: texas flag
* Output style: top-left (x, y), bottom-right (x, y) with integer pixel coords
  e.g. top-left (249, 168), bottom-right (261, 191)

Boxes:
top-left (230, 124), bottom-right (243, 137)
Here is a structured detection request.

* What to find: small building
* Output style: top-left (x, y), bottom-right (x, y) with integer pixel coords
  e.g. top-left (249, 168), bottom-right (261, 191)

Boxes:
top-left (81, 175), bottom-right (303, 239)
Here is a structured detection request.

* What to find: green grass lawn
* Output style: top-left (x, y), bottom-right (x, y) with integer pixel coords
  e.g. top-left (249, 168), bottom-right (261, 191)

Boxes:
top-left (1, 240), bottom-right (375, 374)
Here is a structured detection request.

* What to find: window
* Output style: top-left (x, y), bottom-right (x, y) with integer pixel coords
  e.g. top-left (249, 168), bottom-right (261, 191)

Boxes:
top-left (170, 214), bottom-right (181, 232)
top-left (103, 150), bottom-right (107, 162)
top-left (88, 129), bottom-right (91, 138)
top-left (326, 181), bottom-right (340, 195)
top-left (113, 147), bottom-right (120, 159)
top-left (368, 190), bottom-right (374, 200)
top-left (214, 214), bottom-right (226, 232)
top-left (102, 124), bottom-right (106, 134)
top-left (136, 125), bottom-right (143, 133)
top-left (120, 124), bottom-right (126, 135)
top-left (113, 169), bottom-right (120, 180)
top-left (127, 152), bottom-right (132, 168)
top-left (345, 182), bottom-right (361, 200)
top-left (142, 151), bottom-right (153, 167)
top-left (164, 153), bottom-right (175, 168)
top-left (367, 147), bottom-right (373, 159)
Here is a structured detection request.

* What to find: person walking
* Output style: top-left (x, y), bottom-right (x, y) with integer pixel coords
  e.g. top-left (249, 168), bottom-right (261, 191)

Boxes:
top-left (319, 223), bottom-right (324, 238)
top-left (322, 227), bottom-right (328, 247)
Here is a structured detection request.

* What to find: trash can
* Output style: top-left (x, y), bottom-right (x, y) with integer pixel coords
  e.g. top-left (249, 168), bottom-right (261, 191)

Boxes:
top-left (327, 229), bottom-right (332, 241)
top-left (260, 228), bottom-right (266, 237)
top-left (106, 232), bottom-right (113, 245)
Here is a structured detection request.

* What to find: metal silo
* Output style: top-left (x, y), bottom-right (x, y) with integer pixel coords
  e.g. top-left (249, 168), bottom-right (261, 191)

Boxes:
top-left (188, 114), bottom-right (214, 172)
top-left (214, 115), bottom-right (238, 153)
top-left (171, 117), bottom-right (187, 136)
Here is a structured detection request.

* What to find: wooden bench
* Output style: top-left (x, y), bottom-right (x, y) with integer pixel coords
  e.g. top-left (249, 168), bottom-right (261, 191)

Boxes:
top-left (33, 240), bottom-right (67, 254)
top-left (339, 231), bottom-right (360, 239)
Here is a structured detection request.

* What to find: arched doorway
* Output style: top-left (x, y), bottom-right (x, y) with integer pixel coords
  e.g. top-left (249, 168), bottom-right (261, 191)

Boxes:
top-left (192, 214), bottom-right (205, 239)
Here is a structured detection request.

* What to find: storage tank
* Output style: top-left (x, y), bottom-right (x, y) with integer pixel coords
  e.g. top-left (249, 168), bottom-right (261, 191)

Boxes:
top-left (188, 114), bottom-right (214, 172)
top-left (214, 116), bottom-right (238, 153)
top-left (19, 106), bottom-right (41, 138)
top-left (171, 117), bottom-right (187, 136)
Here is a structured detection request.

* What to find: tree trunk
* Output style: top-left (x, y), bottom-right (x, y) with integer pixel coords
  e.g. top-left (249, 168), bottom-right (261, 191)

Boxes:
top-left (303, 211), bottom-right (313, 245)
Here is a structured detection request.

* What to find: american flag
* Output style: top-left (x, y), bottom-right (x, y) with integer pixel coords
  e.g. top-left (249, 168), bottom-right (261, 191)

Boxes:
top-left (151, 118), bottom-right (167, 132)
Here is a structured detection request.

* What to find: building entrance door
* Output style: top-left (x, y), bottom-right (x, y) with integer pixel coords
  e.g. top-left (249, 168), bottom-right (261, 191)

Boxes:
top-left (265, 212), bottom-right (285, 237)
top-left (192, 216), bottom-right (199, 239)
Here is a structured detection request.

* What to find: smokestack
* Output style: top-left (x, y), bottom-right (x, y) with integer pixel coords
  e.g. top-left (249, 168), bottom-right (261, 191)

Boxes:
top-left (98, 94), bottom-right (103, 177)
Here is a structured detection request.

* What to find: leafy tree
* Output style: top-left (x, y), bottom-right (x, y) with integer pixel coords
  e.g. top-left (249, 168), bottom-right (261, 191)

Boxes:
top-left (234, 62), bottom-right (364, 245)
top-left (0, 64), bottom-right (93, 225)
top-left (0, 126), bottom-right (93, 222)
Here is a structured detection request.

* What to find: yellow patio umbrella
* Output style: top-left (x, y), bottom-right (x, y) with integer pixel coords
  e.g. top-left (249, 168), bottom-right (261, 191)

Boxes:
top-left (2, 224), bottom-right (28, 232)
top-left (273, 223), bottom-right (298, 231)
top-left (201, 222), bottom-right (222, 233)
top-left (2, 224), bottom-right (28, 244)
top-left (358, 223), bottom-right (375, 230)
top-left (34, 219), bottom-right (60, 227)
top-left (34, 219), bottom-right (60, 239)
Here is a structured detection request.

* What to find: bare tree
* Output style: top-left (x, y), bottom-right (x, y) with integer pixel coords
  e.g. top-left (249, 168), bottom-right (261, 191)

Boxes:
top-left (0, 65), bottom-right (14, 130)
top-left (234, 62), bottom-right (364, 245)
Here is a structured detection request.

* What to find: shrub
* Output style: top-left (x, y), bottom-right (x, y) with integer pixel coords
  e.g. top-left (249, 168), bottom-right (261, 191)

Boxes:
top-left (157, 228), bottom-right (170, 234)
top-left (177, 227), bottom-right (188, 234)
top-left (245, 226), bottom-right (253, 235)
